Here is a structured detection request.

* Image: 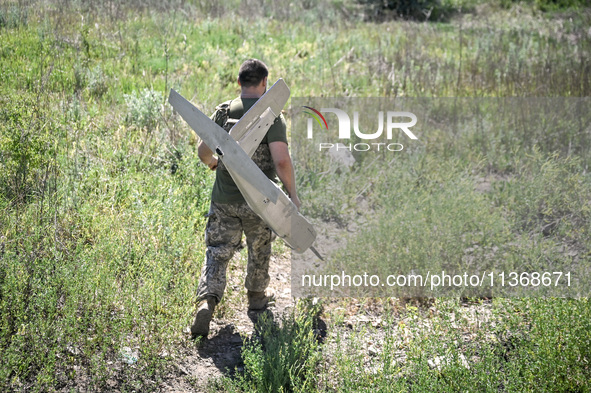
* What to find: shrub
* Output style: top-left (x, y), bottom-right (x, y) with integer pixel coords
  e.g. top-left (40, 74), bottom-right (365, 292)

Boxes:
top-left (124, 88), bottom-right (163, 132)
top-left (0, 94), bottom-right (56, 205)
top-left (0, 5), bottom-right (28, 29)
top-left (221, 300), bottom-right (323, 392)
top-left (87, 65), bottom-right (108, 98)
top-left (358, 0), bottom-right (453, 21)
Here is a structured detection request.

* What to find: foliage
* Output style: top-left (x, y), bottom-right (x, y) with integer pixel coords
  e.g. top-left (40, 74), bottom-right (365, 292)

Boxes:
top-left (503, 0), bottom-right (590, 11)
top-left (0, 4), bottom-right (28, 29)
top-left (218, 300), bottom-right (323, 392)
top-left (358, 0), bottom-right (455, 21)
top-left (124, 88), bottom-right (164, 131)
top-left (317, 298), bottom-right (591, 392)
top-left (0, 94), bottom-right (57, 205)
top-left (0, 0), bottom-right (589, 390)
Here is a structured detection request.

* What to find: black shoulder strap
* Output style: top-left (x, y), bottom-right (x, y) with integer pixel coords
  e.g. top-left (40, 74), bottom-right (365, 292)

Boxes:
top-left (213, 99), bottom-right (233, 130)
top-left (225, 99), bottom-right (242, 129)
top-left (215, 99), bottom-right (233, 115)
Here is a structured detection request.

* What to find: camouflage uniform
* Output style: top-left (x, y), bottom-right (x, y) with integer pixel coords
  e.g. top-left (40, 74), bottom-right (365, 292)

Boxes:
top-left (196, 201), bottom-right (273, 303)
top-left (196, 98), bottom-right (286, 304)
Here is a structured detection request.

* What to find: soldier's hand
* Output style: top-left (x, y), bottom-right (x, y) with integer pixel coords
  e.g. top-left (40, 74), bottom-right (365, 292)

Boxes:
top-left (291, 195), bottom-right (301, 210)
top-left (208, 156), bottom-right (218, 170)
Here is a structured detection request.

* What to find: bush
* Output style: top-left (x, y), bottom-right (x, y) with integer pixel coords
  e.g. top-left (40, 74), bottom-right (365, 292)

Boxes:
top-left (504, 0), bottom-right (590, 11)
top-left (124, 88), bottom-right (164, 132)
top-left (0, 94), bottom-right (56, 205)
top-left (358, 0), bottom-right (453, 21)
top-left (0, 5), bottom-right (28, 29)
top-left (87, 65), bottom-right (109, 98)
top-left (220, 300), bottom-right (323, 392)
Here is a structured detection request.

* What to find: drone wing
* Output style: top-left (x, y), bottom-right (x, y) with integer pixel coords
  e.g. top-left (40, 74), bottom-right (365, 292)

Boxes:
top-left (168, 82), bottom-right (317, 253)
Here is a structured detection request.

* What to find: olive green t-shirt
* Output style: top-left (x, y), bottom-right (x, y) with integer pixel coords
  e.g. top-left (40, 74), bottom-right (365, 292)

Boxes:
top-left (210, 97), bottom-right (288, 204)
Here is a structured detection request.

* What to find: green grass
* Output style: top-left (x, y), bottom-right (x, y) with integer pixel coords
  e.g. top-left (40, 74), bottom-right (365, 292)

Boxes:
top-left (213, 300), bottom-right (323, 393)
top-left (321, 298), bottom-right (591, 392)
top-left (1, 0), bottom-right (590, 391)
top-left (294, 101), bottom-right (591, 297)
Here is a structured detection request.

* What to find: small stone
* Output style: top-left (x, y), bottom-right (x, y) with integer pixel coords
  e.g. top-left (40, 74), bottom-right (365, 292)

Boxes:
top-left (119, 347), bottom-right (139, 364)
top-left (428, 356), bottom-right (442, 370)
top-left (66, 344), bottom-right (81, 356)
top-left (177, 365), bottom-right (189, 375)
top-left (428, 354), bottom-right (469, 371)
top-left (372, 318), bottom-right (383, 328)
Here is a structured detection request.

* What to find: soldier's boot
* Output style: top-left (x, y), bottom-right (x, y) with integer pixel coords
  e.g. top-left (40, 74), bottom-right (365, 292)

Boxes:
top-left (191, 296), bottom-right (216, 338)
top-left (247, 289), bottom-right (275, 311)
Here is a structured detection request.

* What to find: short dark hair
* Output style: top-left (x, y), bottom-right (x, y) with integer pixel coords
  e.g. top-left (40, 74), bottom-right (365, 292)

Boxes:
top-left (238, 59), bottom-right (269, 88)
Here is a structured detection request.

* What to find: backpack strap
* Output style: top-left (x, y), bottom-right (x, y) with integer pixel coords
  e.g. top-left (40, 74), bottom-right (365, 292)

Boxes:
top-left (215, 99), bottom-right (233, 113)
top-left (225, 99), bottom-right (242, 129)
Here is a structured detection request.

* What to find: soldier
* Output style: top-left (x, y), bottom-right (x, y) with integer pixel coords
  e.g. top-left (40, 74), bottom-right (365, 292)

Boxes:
top-left (192, 59), bottom-right (300, 338)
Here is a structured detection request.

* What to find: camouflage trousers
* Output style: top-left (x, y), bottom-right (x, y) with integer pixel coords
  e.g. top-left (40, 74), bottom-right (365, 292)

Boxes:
top-left (196, 201), bottom-right (273, 304)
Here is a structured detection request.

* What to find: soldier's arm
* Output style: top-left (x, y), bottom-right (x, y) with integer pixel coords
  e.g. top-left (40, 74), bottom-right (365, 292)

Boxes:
top-left (269, 141), bottom-right (301, 210)
top-left (198, 141), bottom-right (218, 170)
top-left (197, 108), bottom-right (227, 170)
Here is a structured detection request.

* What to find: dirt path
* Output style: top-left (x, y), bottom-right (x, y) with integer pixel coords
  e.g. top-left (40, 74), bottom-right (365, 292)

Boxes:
top-left (158, 219), bottom-right (345, 392)
top-left (153, 215), bottom-right (501, 392)
top-left (158, 250), bottom-right (298, 392)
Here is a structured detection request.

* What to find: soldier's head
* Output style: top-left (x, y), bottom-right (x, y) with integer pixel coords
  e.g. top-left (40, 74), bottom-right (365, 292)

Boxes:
top-left (238, 59), bottom-right (268, 90)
